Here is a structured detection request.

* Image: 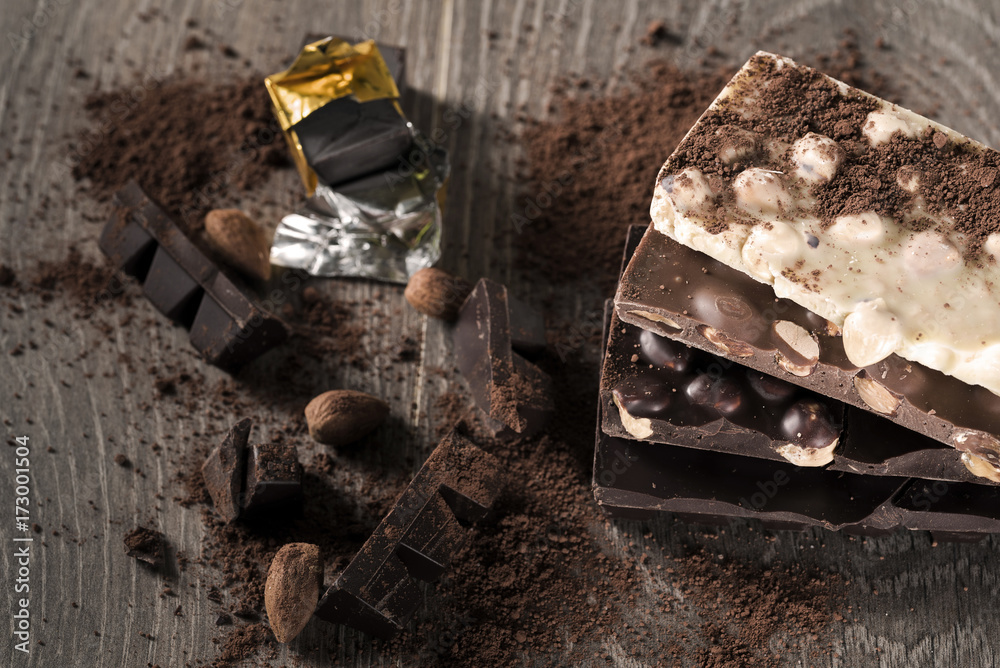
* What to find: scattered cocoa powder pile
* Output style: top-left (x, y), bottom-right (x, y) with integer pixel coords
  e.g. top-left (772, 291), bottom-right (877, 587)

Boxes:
top-left (72, 76), bottom-right (289, 233)
top-left (29, 246), bottom-right (127, 312)
top-left (676, 547), bottom-right (841, 667)
top-left (515, 62), bottom-right (733, 290)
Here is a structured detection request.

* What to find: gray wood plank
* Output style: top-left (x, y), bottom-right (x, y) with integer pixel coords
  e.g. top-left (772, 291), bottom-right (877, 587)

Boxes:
top-left (3, 0), bottom-right (1000, 666)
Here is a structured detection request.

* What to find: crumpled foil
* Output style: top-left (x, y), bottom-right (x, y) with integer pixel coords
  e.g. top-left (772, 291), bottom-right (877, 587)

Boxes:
top-left (269, 130), bottom-right (448, 283)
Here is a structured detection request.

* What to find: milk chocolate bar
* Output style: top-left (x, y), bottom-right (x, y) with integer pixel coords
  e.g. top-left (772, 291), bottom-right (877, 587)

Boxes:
top-left (650, 52), bottom-right (1000, 398)
top-left (99, 182), bottom-right (289, 370)
top-left (616, 226), bottom-right (1000, 483)
top-left (452, 279), bottom-right (552, 437)
top-left (314, 431), bottom-right (505, 639)
top-left (608, 225), bottom-right (990, 482)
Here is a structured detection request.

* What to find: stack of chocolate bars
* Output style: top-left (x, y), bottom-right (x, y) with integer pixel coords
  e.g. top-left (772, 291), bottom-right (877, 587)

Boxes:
top-left (593, 52), bottom-right (1000, 541)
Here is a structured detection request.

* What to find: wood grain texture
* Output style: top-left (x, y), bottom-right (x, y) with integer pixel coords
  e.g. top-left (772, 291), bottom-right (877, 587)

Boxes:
top-left (3, 0), bottom-right (1000, 666)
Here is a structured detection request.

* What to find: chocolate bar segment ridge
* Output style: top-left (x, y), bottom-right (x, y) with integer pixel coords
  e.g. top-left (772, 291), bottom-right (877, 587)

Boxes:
top-left (99, 181), bottom-right (289, 370)
top-left (314, 432), bottom-right (505, 639)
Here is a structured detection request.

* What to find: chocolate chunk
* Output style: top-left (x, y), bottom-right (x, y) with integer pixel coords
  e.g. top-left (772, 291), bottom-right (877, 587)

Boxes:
top-left (452, 279), bottom-right (553, 437)
top-left (293, 98), bottom-right (412, 188)
top-left (314, 431), bottom-right (505, 639)
top-left (99, 182), bottom-right (289, 371)
top-left (241, 443), bottom-right (303, 516)
top-left (202, 418), bottom-right (251, 523)
top-left (124, 526), bottom-right (165, 567)
top-left (615, 225), bottom-right (1000, 482)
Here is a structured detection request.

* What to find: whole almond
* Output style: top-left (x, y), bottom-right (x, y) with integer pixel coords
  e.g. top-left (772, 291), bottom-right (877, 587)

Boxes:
top-left (305, 390), bottom-right (389, 446)
top-left (264, 543), bottom-right (323, 643)
top-left (404, 267), bottom-right (471, 321)
top-left (204, 209), bottom-right (272, 282)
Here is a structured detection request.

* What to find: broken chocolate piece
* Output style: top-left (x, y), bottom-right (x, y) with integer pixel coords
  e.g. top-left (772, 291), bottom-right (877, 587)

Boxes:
top-left (452, 279), bottom-right (552, 437)
top-left (314, 431), bottom-right (505, 639)
top-left (124, 526), bottom-right (165, 567)
top-left (99, 182), bottom-right (289, 370)
top-left (201, 418), bottom-right (252, 522)
top-left (241, 443), bottom-right (303, 516)
top-left (202, 418), bottom-right (303, 521)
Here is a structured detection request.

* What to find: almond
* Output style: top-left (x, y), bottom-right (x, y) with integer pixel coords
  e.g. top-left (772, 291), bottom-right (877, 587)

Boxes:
top-left (404, 267), bottom-right (471, 321)
top-left (204, 209), bottom-right (272, 282)
top-left (304, 390), bottom-right (389, 446)
top-left (264, 543), bottom-right (323, 643)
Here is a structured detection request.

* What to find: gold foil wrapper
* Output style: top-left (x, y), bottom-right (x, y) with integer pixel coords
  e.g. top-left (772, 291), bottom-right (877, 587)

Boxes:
top-left (265, 37), bottom-right (403, 194)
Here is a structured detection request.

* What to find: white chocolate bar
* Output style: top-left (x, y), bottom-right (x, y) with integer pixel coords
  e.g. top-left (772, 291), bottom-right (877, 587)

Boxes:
top-left (651, 52), bottom-right (1000, 395)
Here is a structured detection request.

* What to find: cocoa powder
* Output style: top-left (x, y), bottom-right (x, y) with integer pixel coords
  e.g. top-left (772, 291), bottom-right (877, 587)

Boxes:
top-left (72, 76), bottom-right (289, 234)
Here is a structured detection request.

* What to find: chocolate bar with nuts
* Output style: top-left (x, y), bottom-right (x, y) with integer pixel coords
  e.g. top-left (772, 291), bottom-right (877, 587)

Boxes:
top-left (99, 182), bottom-right (290, 370)
top-left (615, 226), bottom-right (1000, 484)
top-left (314, 431), bottom-right (505, 639)
top-left (650, 52), bottom-right (1000, 400)
top-left (609, 225), bottom-right (990, 481)
top-left (593, 408), bottom-right (1000, 541)
top-left (595, 302), bottom-right (1000, 541)
top-left (603, 309), bottom-right (992, 483)
top-left (452, 278), bottom-right (552, 438)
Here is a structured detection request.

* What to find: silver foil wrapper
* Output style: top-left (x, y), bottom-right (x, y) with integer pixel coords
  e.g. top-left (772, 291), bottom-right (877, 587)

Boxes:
top-left (270, 132), bottom-right (448, 283)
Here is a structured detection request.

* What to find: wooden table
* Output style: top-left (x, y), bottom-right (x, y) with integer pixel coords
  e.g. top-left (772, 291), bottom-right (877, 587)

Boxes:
top-left (2, 1), bottom-right (1000, 666)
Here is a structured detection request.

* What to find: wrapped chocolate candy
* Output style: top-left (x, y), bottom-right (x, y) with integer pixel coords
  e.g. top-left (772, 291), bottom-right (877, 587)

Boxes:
top-left (266, 37), bottom-right (447, 282)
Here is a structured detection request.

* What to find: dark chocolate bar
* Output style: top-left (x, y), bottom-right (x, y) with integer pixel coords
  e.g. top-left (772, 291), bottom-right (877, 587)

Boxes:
top-left (314, 431), bottom-right (505, 639)
top-left (595, 303), bottom-right (1000, 540)
top-left (452, 279), bottom-right (552, 438)
top-left (606, 225), bottom-right (993, 483)
top-left (99, 182), bottom-right (289, 370)
top-left (615, 225), bottom-right (1000, 483)
top-left (603, 311), bottom-right (995, 484)
top-left (202, 418), bottom-right (251, 522)
top-left (593, 408), bottom-right (1000, 540)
